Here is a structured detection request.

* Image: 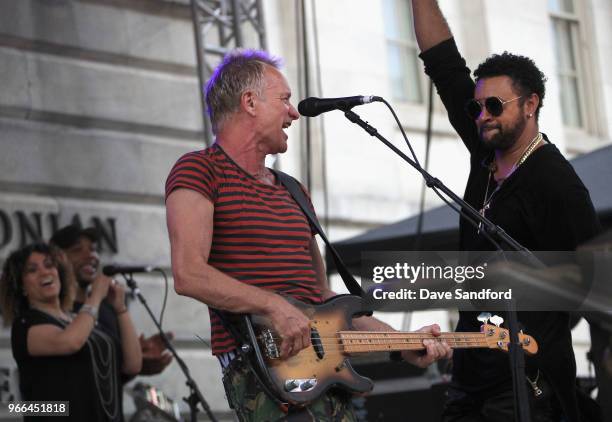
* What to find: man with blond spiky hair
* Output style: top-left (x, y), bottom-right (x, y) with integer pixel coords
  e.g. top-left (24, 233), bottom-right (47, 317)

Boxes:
top-left (165, 49), bottom-right (452, 420)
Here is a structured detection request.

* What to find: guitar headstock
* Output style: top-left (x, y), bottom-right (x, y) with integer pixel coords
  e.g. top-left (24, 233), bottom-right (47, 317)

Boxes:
top-left (481, 324), bottom-right (539, 356)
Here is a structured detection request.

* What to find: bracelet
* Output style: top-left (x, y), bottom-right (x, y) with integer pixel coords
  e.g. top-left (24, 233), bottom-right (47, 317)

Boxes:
top-left (116, 307), bottom-right (128, 315)
top-left (79, 304), bottom-right (98, 320)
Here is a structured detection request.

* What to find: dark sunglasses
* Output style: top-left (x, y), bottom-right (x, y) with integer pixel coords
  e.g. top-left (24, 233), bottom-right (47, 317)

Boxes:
top-left (464, 95), bottom-right (523, 120)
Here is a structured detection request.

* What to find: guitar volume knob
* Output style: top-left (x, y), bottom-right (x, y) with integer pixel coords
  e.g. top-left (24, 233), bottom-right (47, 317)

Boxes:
top-left (300, 379), bottom-right (316, 391)
top-left (284, 380), bottom-right (299, 392)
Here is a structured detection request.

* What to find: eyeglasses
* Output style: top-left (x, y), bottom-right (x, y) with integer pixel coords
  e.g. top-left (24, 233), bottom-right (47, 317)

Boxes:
top-left (464, 96), bottom-right (523, 120)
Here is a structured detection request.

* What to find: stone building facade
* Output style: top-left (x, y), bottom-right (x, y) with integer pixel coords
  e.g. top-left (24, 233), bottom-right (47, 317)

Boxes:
top-left (1, 0), bottom-right (610, 418)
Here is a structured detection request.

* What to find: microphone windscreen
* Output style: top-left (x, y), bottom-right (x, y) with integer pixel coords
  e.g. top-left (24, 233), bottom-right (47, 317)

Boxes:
top-left (102, 265), bottom-right (116, 276)
top-left (297, 97), bottom-right (321, 117)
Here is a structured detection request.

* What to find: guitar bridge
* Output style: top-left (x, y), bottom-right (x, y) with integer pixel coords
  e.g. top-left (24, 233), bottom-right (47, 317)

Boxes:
top-left (261, 329), bottom-right (280, 359)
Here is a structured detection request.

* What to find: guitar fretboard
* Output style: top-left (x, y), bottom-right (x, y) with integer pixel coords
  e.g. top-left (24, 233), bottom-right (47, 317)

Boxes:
top-left (339, 331), bottom-right (491, 353)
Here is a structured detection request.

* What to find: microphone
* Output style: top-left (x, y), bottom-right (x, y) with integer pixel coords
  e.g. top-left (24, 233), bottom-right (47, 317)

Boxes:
top-left (298, 96), bottom-right (382, 117)
top-left (102, 265), bottom-right (157, 276)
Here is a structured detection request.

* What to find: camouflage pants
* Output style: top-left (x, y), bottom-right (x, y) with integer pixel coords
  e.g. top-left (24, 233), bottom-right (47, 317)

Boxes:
top-left (222, 358), bottom-right (357, 422)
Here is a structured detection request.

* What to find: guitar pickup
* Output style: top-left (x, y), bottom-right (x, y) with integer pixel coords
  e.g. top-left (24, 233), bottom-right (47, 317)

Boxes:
top-left (311, 327), bottom-right (324, 359)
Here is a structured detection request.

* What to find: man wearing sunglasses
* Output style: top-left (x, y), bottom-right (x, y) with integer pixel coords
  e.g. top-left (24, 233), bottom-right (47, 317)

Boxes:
top-left (410, 1), bottom-right (602, 421)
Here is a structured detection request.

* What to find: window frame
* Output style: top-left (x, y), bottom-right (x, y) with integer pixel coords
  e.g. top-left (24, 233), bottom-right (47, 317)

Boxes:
top-left (549, 0), bottom-right (606, 141)
top-left (383, 0), bottom-right (426, 105)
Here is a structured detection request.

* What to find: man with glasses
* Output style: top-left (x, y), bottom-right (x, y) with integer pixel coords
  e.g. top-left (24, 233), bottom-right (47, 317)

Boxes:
top-left (410, 1), bottom-right (601, 421)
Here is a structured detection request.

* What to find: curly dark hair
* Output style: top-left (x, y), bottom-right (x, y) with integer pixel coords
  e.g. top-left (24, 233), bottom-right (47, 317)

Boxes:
top-left (474, 52), bottom-right (547, 119)
top-left (0, 243), bottom-right (75, 326)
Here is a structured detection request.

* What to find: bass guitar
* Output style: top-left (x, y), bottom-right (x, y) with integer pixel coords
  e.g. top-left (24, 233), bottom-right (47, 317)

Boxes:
top-left (242, 294), bottom-right (538, 406)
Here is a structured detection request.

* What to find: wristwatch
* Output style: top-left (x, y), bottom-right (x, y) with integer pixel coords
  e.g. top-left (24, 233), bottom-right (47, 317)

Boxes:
top-left (79, 304), bottom-right (98, 320)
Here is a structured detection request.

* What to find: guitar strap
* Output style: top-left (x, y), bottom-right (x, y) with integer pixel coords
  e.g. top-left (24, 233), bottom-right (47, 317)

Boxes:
top-left (210, 170), bottom-right (369, 409)
top-left (210, 309), bottom-right (288, 407)
top-left (271, 169), bottom-right (366, 297)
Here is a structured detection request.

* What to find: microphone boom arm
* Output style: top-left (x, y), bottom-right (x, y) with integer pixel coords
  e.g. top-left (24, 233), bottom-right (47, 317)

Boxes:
top-left (342, 108), bottom-right (539, 422)
top-left (343, 109), bottom-right (539, 258)
top-left (124, 274), bottom-right (218, 422)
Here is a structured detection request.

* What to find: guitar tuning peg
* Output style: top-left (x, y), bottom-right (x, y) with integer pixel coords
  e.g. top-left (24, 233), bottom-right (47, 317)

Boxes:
top-left (477, 312), bottom-right (492, 325)
top-left (490, 315), bottom-right (504, 327)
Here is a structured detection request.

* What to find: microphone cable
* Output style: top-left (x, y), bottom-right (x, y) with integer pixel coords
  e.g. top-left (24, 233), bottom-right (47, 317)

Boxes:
top-left (379, 97), bottom-right (422, 168)
top-left (415, 79), bottom-right (435, 252)
top-left (155, 268), bottom-right (170, 329)
top-left (376, 97), bottom-right (504, 252)
top-left (120, 267), bottom-right (170, 330)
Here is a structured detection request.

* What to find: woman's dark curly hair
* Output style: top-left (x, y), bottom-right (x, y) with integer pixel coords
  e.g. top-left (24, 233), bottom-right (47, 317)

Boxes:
top-left (0, 243), bottom-right (75, 326)
top-left (474, 52), bottom-right (547, 119)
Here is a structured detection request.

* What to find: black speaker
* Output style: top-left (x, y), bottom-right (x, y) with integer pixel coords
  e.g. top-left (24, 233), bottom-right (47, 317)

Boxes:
top-left (351, 358), bottom-right (449, 421)
top-left (356, 384), bottom-right (447, 421)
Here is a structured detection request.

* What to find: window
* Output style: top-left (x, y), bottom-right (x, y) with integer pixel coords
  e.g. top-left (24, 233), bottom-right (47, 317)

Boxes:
top-left (549, 0), bottom-right (584, 128)
top-left (383, 0), bottom-right (423, 103)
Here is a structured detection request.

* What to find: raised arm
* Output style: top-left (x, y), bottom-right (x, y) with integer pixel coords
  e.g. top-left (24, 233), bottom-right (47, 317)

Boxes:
top-left (411, 0), bottom-right (453, 52)
top-left (27, 276), bottom-right (110, 356)
top-left (106, 279), bottom-right (143, 375)
top-left (412, 0), bottom-right (479, 152)
top-left (165, 188), bottom-right (311, 359)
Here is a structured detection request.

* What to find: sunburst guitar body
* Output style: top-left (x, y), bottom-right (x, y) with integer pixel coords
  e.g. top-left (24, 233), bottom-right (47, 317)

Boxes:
top-left (243, 294), bottom-right (537, 406)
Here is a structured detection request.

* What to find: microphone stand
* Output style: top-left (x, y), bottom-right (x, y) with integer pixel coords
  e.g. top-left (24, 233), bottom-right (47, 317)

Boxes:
top-left (124, 273), bottom-right (218, 422)
top-left (343, 108), bottom-right (538, 422)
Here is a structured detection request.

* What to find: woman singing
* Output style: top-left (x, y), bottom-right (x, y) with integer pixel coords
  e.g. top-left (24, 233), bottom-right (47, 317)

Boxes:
top-left (0, 243), bottom-right (142, 421)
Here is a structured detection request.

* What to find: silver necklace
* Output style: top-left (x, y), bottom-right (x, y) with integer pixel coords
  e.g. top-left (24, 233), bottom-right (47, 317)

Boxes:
top-left (31, 311), bottom-right (120, 419)
top-left (87, 328), bottom-right (119, 420)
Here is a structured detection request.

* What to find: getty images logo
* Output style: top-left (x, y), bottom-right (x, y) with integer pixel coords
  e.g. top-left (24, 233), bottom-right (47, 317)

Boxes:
top-left (371, 262), bottom-right (488, 284)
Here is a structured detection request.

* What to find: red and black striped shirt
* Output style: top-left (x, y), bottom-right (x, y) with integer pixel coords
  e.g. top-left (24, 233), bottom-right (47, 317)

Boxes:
top-left (165, 144), bottom-right (323, 354)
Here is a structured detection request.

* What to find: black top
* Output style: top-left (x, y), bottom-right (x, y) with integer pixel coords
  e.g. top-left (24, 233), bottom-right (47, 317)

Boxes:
top-left (73, 300), bottom-right (127, 416)
top-left (11, 307), bottom-right (123, 422)
top-left (73, 300), bottom-right (122, 362)
top-left (420, 38), bottom-right (602, 420)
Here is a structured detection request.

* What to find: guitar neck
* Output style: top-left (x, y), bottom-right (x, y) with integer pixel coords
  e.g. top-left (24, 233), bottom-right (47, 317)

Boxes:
top-left (339, 331), bottom-right (489, 354)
